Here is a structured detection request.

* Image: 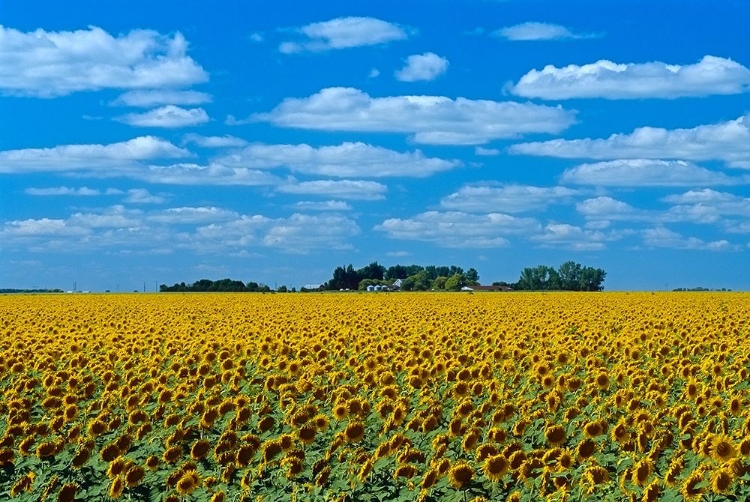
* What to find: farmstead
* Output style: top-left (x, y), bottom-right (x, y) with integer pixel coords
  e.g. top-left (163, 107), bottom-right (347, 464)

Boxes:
top-left (1, 292), bottom-right (749, 500)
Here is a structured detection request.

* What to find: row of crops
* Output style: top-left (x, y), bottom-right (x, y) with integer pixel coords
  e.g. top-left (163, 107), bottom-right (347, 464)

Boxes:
top-left (1, 292), bottom-right (749, 501)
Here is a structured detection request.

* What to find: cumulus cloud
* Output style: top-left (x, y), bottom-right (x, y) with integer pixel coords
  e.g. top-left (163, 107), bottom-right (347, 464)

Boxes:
top-left (293, 200), bottom-right (352, 211)
top-left (1, 206), bottom-right (361, 254)
top-left (0, 136), bottom-right (190, 174)
top-left (279, 17), bottom-right (408, 53)
top-left (375, 211), bottom-right (539, 248)
top-left (0, 26), bottom-right (207, 97)
top-left (662, 189), bottom-right (750, 225)
top-left (277, 180), bottom-right (387, 200)
top-left (440, 184), bottom-right (579, 213)
top-left (512, 114), bottom-right (750, 168)
top-left (395, 53), bottom-right (449, 82)
top-left (510, 56), bottom-right (750, 99)
top-left (560, 159), bottom-right (746, 186)
top-left (141, 163), bottom-right (281, 186)
top-left (475, 147), bottom-right (500, 156)
top-left (182, 134), bottom-right (248, 148)
top-left (146, 206), bottom-right (238, 224)
top-left (123, 188), bottom-right (165, 204)
top-left (25, 186), bottom-right (101, 196)
top-left (111, 90), bottom-right (212, 107)
top-left (215, 142), bottom-right (461, 178)
top-left (530, 223), bottom-right (624, 251)
top-left (251, 87), bottom-right (575, 145)
top-left (494, 22), bottom-right (597, 41)
top-left (642, 227), bottom-right (733, 250)
top-left (115, 105), bottom-right (209, 128)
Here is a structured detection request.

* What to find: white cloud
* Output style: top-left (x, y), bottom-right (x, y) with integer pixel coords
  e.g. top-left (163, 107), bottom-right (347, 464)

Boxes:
top-left (395, 53), bottom-right (449, 82)
top-left (512, 114), bottom-right (750, 168)
top-left (249, 32), bottom-right (264, 43)
top-left (531, 223), bottom-right (625, 251)
top-left (375, 211), bottom-right (539, 248)
top-left (1, 206), bottom-right (359, 254)
top-left (142, 163), bottom-right (281, 186)
top-left (0, 26), bottom-right (207, 97)
top-left (642, 227), bottom-right (733, 251)
top-left (293, 200), bottom-right (352, 211)
top-left (111, 90), bottom-right (212, 107)
top-left (0, 218), bottom-right (89, 237)
top-left (123, 188), bottom-right (165, 204)
top-left (115, 106), bottom-right (209, 128)
top-left (190, 214), bottom-right (359, 253)
top-left (494, 22), bottom-right (596, 41)
top-left (279, 17), bottom-right (408, 53)
top-left (510, 56), bottom-right (750, 99)
top-left (215, 142), bottom-right (461, 177)
top-left (368, 68), bottom-right (380, 78)
top-left (475, 147), bottom-right (500, 156)
top-left (147, 206), bottom-right (238, 224)
top-left (662, 189), bottom-right (750, 225)
top-left (277, 180), bottom-right (387, 200)
top-left (560, 159), bottom-right (744, 186)
top-left (25, 186), bottom-right (101, 196)
top-left (440, 184), bottom-right (579, 213)
top-left (252, 87), bottom-right (575, 145)
top-left (0, 136), bottom-right (190, 174)
top-left (577, 196), bottom-right (637, 219)
top-left (182, 134), bottom-right (248, 148)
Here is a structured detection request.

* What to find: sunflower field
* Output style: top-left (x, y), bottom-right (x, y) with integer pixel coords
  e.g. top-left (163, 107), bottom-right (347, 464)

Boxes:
top-left (1, 292), bottom-right (749, 501)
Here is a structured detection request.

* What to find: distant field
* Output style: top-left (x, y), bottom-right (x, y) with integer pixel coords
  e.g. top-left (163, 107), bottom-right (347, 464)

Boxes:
top-left (1, 293), bottom-right (749, 501)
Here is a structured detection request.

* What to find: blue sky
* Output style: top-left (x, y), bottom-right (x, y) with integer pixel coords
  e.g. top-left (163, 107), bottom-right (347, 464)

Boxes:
top-left (2, 0), bottom-right (749, 291)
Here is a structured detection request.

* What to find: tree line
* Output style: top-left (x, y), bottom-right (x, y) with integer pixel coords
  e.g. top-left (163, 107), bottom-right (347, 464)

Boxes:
top-left (505, 261), bottom-right (606, 291)
top-left (159, 279), bottom-right (274, 293)
top-left (325, 262), bottom-right (480, 291)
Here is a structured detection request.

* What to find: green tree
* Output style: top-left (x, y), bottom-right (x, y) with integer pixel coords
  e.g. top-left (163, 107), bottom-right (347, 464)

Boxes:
top-left (432, 276), bottom-right (448, 290)
top-left (445, 273), bottom-right (464, 291)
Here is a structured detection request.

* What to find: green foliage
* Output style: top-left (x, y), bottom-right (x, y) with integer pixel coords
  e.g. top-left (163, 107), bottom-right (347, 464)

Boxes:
top-left (514, 261), bottom-right (606, 291)
top-left (159, 278), bottom-right (272, 293)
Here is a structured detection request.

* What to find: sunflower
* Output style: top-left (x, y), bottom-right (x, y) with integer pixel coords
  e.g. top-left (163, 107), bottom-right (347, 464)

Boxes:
top-left (332, 403), bottom-right (349, 420)
top-left (107, 456), bottom-right (126, 478)
top-left (545, 425), bottom-right (566, 446)
top-left (557, 449), bottom-right (574, 470)
top-left (576, 439), bottom-right (596, 460)
top-left (263, 440), bottom-right (282, 462)
top-left (344, 422), bottom-right (365, 443)
top-left (630, 459), bottom-right (652, 487)
top-left (162, 445), bottom-right (182, 464)
top-left (283, 456), bottom-right (304, 478)
top-left (108, 476), bottom-right (124, 499)
top-left (58, 482), bottom-right (78, 502)
top-left (298, 423), bottom-right (317, 445)
top-left (642, 479), bottom-right (661, 502)
top-left (10, 472), bottom-right (35, 497)
top-left (681, 471), bottom-right (705, 500)
top-left (124, 465), bottom-right (145, 487)
top-left (710, 434), bottom-right (737, 463)
top-left (176, 470), bottom-right (200, 495)
top-left (483, 454), bottom-right (509, 482)
top-left (711, 468), bottom-right (733, 493)
top-left (421, 468), bottom-right (439, 489)
top-left (236, 445), bottom-right (255, 467)
top-left (190, 439), bottom-right (211, 460)
top-left (583, 420), bottom-right (605, 438)
top-left (394, 463), bottom-right (418, 479)
top-left (448, 461), bottom-right (474, 488)
top-left (145, 455), bottom-right (159, 471)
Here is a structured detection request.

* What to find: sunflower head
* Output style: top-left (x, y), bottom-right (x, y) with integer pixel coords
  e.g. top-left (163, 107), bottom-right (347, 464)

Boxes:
top-left (448, 461), bottom-right (474, 489)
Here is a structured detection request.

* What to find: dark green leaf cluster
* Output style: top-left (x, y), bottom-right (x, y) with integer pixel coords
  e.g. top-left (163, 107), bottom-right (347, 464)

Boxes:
top-left (513, 261), bottom-right (606, 291)
top-left (159, 278), bottom-right (272, 293)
